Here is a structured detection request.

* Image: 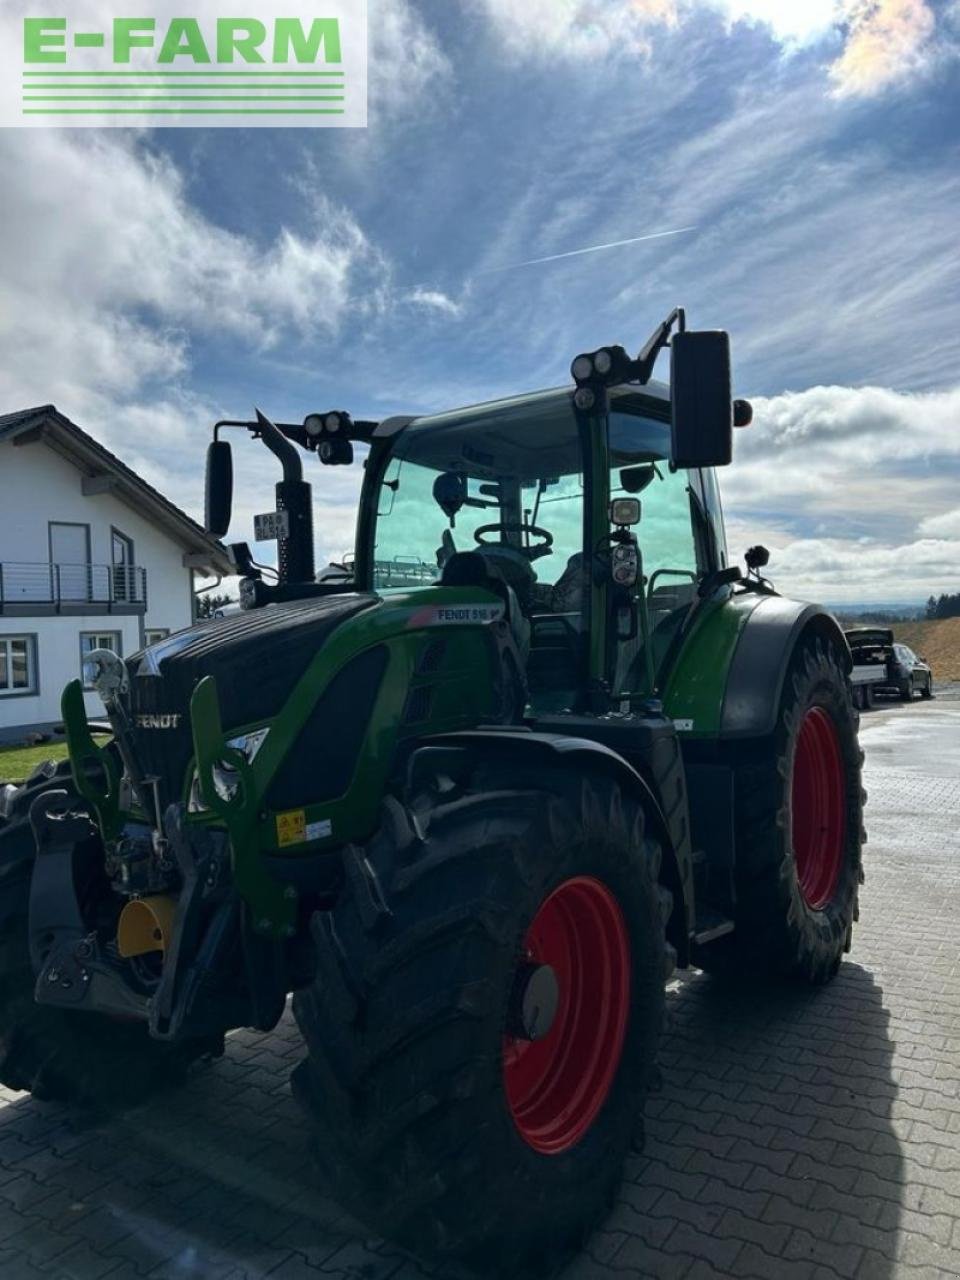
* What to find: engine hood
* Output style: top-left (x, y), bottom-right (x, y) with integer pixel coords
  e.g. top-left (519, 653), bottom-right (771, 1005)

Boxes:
top-left (125, 592), bottom-right (378, 803)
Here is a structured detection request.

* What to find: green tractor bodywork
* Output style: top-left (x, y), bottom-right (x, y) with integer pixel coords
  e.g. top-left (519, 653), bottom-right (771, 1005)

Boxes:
top-left (58, 324), bottom-right (847, 969)
top-left (13, 311), bottom-right (861, 1270)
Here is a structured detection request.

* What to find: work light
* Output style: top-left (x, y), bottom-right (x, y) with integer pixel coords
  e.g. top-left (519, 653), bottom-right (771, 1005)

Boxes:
top-left (571, 354), bottom-right (595, 383)
top-left (304, 414), bottom-right (324, 437)
top-left (571, 345), bottom-right (635, 387)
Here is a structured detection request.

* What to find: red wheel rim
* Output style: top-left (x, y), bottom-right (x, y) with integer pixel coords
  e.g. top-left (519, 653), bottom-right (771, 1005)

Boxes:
top-left (792, 706), bottom-right (846, 910)
top-left (503, 876), bottom-right (631, 1156)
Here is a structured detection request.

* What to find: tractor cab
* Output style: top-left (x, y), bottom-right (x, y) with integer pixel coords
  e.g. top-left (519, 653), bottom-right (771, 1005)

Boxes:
top-left (360, 381), bottom-right (724, 716)
top-left (203, 307), bottom-right (745, 720)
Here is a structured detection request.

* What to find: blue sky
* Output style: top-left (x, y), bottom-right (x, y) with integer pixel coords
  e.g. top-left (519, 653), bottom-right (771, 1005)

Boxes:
top-left (2, 0), bottom-right (959, 603)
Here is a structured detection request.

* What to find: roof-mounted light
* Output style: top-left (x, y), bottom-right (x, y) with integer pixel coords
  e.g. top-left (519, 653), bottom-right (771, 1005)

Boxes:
top-left (303, 409), bottom-right (352, 441)
top-left (571, 354), bottom-right (595, 383)
top-left (570, 344), bottom-right (636, 390)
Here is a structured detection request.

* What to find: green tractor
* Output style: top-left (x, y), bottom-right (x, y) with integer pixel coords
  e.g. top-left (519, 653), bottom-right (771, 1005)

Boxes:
top-left (0, 310), bottom-right (863, 1273)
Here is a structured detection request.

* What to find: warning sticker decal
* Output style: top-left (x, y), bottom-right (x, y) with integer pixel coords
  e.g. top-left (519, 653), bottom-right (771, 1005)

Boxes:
top-left (276, 810), bottom-right (307, 847)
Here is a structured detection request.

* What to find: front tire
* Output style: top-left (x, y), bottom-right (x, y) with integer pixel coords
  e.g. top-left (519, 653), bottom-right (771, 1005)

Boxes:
top-left (700, 634), bottom-right (863, 984)
top-left (292, 766), bottom-right (669, 1274)
top-left (900, 677), bottom-right (914, 701)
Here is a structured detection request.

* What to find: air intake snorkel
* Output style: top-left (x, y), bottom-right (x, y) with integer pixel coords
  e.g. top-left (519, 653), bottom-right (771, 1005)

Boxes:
top-left (205, 410), bottom-right (316, 596)
top-left (252, 409), bottom-right (315, 586)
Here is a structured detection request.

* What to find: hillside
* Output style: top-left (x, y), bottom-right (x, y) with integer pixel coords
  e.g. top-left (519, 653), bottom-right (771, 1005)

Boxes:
top-left (893, 618), bottom-right (960, 681)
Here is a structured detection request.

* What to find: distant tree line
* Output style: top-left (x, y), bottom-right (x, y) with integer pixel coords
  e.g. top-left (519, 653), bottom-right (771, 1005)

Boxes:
top-left (834, 608), bottom-right (924, 626)
top-left (925, 593), bottom-right (960, 620)
top-left (195, 591), bottom-right (236, 619)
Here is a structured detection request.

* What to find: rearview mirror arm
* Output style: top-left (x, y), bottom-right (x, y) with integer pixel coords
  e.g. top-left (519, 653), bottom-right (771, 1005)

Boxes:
top-left (635, 306), bottom-right (685, 384)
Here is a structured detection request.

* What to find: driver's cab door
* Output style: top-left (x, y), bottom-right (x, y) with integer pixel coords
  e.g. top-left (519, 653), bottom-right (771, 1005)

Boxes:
top-left (605, 395), bottom-right (721, 705)
top-left (366, 393), bottom-right (595, 716)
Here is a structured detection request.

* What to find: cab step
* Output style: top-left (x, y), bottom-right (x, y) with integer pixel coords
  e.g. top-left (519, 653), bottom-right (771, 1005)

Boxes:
top-left (691, 909), bottom-right (735, 946)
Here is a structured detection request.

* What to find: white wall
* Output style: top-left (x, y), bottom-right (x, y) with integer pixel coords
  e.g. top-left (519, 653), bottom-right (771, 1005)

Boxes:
top-left (0, 435), bottom-right (198, 739)
top-left (0, 437), bottom-right (195, 635)
top-left (0, 614), bottom-right (144, 735)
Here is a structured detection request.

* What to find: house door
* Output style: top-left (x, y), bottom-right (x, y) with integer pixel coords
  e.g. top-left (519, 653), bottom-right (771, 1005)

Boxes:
top-left (112, 530), bottom-right (134, 602)
top-left (49, 522), bottom-right (90, 603)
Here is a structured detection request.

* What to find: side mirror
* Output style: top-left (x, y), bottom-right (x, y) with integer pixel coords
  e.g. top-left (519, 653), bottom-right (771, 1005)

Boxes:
top-left (670, 330), bottom-right (733, 468)
top-left (205, 440), bottom-right (233, 537)
top-left (620, 464), bottom-right (657, 494)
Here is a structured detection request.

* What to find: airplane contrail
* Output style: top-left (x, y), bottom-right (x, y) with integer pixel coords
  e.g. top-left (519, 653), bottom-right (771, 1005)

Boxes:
top-left (483, 225), bottom-right (697, 273)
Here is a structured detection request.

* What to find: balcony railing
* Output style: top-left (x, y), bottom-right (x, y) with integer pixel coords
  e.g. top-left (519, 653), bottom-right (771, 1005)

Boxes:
top-left (0, 561), bottom-right (147, 611)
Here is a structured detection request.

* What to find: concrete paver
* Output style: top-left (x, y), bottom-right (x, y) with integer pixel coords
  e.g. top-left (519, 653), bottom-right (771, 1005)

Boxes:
top-left (0, 699), bottom-right (957, 1279)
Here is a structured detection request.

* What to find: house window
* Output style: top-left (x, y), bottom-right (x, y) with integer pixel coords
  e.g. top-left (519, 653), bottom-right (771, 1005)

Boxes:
top-left (145, 629), bottom-right (170, 647)
top-left (80, 632), bottom-right (122, 689)
top-left (0, 635), bottom-right (38, 697)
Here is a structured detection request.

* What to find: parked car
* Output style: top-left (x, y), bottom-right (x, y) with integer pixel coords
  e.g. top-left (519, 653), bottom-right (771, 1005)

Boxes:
top-left (889, 642), bottom-right (933, 701)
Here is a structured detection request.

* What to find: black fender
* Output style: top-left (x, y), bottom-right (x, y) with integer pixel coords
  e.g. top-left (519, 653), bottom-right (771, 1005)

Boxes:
top-left (720, 598), bottom-right (851, 739)
top-left (405, 728), bottom-right (691, 967)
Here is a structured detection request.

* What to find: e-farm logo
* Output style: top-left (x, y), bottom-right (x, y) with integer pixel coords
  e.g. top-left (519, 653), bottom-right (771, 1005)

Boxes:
top-left (1, 0), bottom-right (367, 127)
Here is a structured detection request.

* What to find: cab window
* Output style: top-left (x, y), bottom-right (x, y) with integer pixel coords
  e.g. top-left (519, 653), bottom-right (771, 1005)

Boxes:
top-left (608, 401), bottom-right (705, 696)
top-left (371, 396), bottom-right (589, 712)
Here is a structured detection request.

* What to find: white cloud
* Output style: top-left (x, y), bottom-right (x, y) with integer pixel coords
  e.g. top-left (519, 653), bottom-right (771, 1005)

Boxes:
top-left (721, 382), bottom-right (960, 603)
top-left (470, 0), bottom-right (946, 98)
top-left (406, 287), bottom-right (464, 317)
top-left (918, 508), bottom-right (960, 539)
top-left (369, 0), bottom-right (452, 112)
top-left (0, 131), bottom-right (386, 416)
top-left (468, 0), bottom-right (681, 60)
top-left (830, 0), bottom-right (937, 98)
top-left (0, 128), bottom-right (399, 547)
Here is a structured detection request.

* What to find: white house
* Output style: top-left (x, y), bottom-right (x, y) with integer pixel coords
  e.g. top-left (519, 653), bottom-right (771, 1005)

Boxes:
top-left (0, 405), bottom-right (232, 742)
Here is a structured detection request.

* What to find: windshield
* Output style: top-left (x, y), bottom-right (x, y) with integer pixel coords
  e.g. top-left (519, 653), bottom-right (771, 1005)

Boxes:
top-left (371, 393), bottom-right (585, 597)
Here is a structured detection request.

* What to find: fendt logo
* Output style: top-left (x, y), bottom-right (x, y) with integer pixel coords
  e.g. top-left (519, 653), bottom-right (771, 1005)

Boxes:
top-left (1, 0), bottom-right (367, 128)
top-left (136, 713), bottom-right (183, 730)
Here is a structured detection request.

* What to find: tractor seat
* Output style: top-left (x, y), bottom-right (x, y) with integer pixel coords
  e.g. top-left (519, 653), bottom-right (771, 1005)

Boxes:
top-left (439, 552), bottom-right (530, 660)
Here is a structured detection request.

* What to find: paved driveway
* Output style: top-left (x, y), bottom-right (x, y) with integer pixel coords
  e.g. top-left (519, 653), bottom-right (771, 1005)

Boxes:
top-left (1, 700), bottom-right (958, 1280)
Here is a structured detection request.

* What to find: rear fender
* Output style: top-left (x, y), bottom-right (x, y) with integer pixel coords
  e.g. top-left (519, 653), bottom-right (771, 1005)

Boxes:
top-left (405, 728), bottom-right (691, 967)
top-left (720, 599), bottom-right (851, 739)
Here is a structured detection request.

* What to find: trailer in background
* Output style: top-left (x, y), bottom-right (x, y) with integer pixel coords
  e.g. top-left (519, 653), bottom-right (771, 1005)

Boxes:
top-left (846, 626), bottom-right (896, 708)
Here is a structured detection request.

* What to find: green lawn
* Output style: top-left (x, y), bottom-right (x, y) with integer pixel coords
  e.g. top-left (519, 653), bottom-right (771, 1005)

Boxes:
top-left (0, 737), bottom-right (109, 786)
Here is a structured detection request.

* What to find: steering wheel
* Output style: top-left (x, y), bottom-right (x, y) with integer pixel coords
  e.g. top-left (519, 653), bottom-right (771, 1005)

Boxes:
top-left (473, 523), bottom-right (554, 562)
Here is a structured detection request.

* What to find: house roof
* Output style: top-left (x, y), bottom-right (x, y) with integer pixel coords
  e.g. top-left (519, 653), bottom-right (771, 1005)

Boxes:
top-left (0, 405), bottom-right (233, 577)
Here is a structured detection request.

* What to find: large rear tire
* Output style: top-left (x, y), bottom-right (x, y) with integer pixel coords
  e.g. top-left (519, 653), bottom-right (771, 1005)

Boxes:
top-left (700, 634), bottom-right (864, 984)
top-left (0, 770), bottom-right (221, 1105)
top-left (292, 765), bottom-right (669, 1274)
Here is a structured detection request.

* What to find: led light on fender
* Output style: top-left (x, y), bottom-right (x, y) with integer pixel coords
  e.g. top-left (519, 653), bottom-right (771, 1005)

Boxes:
top-left (571, 354), bottom-right (594, 383)
top-left (226, 727), bottom-right (269, 763)
top-left (304, 414), bottom-right (324, 437)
